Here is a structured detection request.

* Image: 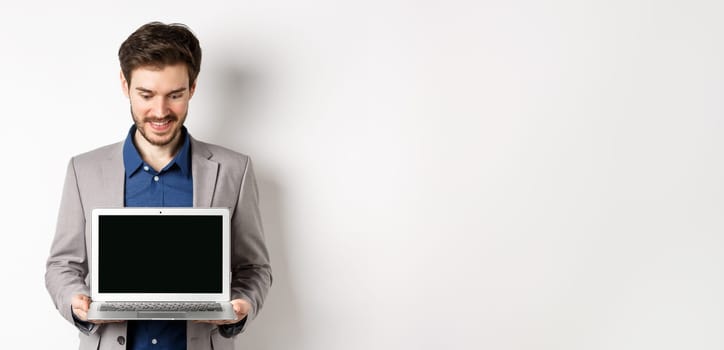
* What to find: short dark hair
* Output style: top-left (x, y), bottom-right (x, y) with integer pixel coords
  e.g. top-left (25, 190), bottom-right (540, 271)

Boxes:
top-left (118, 22), bottom-right (202, 86)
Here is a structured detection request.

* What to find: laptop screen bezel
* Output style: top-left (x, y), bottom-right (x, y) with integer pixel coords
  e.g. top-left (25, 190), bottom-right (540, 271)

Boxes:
top-left (90, 207), bottom-right (231, 302)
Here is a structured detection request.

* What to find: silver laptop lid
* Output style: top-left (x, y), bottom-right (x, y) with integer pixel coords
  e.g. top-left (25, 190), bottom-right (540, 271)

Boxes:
top-left (91, 208), bottom-right (230, 302)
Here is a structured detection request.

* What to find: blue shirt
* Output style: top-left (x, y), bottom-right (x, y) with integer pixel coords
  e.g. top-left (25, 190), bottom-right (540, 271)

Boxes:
top-left (123, 125), bottom-right (192, 350)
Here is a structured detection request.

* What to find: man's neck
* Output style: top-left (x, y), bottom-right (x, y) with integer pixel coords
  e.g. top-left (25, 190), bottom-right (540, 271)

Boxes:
top-left (133, 131), bottom-right (182, 172)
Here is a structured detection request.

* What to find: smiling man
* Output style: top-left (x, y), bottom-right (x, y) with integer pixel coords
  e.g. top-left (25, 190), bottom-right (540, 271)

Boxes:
top-left (45, 22), bottom-right (272, 350)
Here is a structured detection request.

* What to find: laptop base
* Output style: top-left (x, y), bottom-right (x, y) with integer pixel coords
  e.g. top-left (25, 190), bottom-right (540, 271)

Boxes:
top-left (87, 302), bottom-right (236, 321)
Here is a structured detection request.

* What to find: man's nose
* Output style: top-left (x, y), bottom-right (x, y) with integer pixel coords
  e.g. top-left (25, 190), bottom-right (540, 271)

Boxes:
top-left (152, 97), bottom-right (169, 117)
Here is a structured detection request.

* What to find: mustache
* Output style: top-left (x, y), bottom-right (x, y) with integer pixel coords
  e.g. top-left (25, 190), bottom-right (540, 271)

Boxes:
top-left (127, 105), bottom-right (180, 123)
top-left (143, 115), bottom-right (178, 123)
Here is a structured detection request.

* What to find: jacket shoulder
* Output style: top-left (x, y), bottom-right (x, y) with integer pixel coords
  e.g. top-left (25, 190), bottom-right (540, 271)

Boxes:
top-left (191, 138), bottom-right (251, 165)
top-left (71, 142), bottom-right (123, 165)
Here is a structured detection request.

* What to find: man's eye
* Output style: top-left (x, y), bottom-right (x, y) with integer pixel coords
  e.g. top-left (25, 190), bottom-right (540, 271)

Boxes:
top-left (171, 94), bottom-right (182, 99)
top-left (140, 95), bottom-right (152, 100)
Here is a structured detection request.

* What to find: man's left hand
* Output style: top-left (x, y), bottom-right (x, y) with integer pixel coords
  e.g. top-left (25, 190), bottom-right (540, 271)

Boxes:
top-left (195, 299), bottom-right (250, 325)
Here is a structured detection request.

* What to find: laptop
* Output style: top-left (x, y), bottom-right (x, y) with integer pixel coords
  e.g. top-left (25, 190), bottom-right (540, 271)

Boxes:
top-left (87, 208), bottom-right (236, 320)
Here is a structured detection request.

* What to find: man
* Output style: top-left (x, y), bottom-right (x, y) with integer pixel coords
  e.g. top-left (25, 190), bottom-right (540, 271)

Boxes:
top-left (45, 22), bottom-right (272, 350)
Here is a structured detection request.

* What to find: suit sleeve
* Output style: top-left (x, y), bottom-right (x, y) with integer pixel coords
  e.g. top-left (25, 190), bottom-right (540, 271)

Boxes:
top-left (45, 158), bottom-right (95, 332)
top-left (228, 158), bottom-right (272, 334)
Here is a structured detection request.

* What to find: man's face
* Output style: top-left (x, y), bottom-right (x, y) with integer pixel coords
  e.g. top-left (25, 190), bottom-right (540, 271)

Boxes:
top-left (122, 64), bottom-right (195, 147)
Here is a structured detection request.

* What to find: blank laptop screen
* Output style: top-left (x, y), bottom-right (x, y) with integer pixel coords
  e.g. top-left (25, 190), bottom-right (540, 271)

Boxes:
top-left (98, 215), bottom-right (223, 293)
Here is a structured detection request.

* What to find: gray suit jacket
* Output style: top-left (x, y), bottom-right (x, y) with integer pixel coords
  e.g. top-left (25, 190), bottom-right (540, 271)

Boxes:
top-left (45, 136), bottom-right (272, 350)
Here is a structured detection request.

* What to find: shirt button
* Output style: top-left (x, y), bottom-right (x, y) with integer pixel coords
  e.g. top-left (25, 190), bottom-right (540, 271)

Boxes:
top-left (143, 165), bottom-right (150, 171)
top-left (117, 336), bottom-right (125, 345)
top-left (153, 176), bottom-right (159, 182)
top-left (151, 338), bottom-right (158, 345)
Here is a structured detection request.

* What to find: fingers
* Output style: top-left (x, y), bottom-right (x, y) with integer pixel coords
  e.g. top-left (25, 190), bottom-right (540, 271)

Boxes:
top-left (193, 319), bottom-right (238, 325)
top-left (192, 300), bottom-right (252, 325)
top-left (71, 294), bottom-right (91, 321)
top-left (93, 319), bottom-right (126, 324)
top-left (193, 320), bottom-right (225, 325)
top-left (71, 294), bottom-right (125, 325)
top-left (232, 303), bottom-right (242, 315)
top-left (71, 294), bottom-right (91, 310)
top-left (230, 299), bottom-right (250, 319)
top-left (72, 307), bottom-right (89, 321)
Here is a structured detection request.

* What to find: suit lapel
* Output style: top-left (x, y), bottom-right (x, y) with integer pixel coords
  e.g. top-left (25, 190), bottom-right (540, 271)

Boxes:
top-left (191, 137), bottom-right (219, 207)
top-left (101, 143), bottom-right (125, 207)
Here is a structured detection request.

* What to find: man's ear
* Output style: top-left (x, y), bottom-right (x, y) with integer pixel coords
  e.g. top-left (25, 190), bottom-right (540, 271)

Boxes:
top-left (120, 70), bottom-right (130, 98)
top-left (189, 79), bottom-right (197, 99)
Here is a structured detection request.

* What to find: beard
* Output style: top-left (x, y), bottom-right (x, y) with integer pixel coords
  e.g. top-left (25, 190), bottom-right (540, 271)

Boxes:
top-left (130, 106), bottom-right (186, 147)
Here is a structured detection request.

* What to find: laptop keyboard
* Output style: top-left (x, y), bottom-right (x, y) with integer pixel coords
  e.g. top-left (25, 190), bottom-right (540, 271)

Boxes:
top-left (100, 302), bottom-right (223, 312)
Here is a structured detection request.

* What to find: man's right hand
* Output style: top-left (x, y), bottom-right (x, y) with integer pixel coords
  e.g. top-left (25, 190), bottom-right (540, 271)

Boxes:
top-left (72, 294), bottom-right (123, 324)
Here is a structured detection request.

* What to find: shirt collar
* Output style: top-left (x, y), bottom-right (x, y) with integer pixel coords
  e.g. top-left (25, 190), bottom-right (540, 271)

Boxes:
top-left (122, 125), bottom-right (191, 178)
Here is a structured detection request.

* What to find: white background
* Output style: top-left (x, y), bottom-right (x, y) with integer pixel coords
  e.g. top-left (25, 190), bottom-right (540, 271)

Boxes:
top-left (1, 1), bottom-right (724, 349)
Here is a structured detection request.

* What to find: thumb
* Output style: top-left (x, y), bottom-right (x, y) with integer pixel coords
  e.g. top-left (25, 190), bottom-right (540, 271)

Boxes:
top-left (73, 294), bottom-right (91, 311)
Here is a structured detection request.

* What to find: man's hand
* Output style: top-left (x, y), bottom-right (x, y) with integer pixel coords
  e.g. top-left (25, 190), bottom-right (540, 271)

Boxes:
top-left (71, 294), bottom-right (123, 325)
top-left (195, 298), bottom-right (250, 325)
